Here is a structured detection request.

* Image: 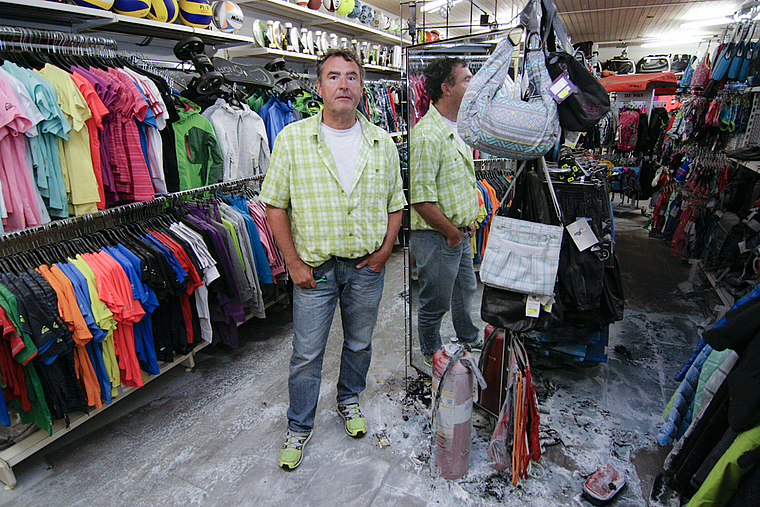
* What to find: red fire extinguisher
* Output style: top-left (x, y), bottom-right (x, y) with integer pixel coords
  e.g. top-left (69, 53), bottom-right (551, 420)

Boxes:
top-left (431, 344), bottom-right (487, 480)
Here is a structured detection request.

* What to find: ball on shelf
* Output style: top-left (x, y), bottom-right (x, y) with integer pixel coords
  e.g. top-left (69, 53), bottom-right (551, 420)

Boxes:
top-left (307, 0), bottom-right (320, 10)
top-left (112, 0), bottom-right (151, 17)
top-left (147, 0), bottom-right (179, 22)
top-left (335, 0), bottom-right (353, 15)
top-left (322, 0), bottom-right (340, 12)
top-left (72, 0), bottom-right (115, 9)
top-left (212, 1), bottom-right (244, 33)
top-left (347, 0), bottom-right (361, 18)
top-left (178, 0), bottom-right (213, 28)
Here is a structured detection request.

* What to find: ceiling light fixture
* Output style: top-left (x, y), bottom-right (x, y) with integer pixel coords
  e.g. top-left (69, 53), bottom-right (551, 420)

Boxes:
top-left (641, 36), bottom-right (707, 48)
top-left (421, 0), bottom-right (464, 13)
top-left (681, 17), bottom-right (734, 29)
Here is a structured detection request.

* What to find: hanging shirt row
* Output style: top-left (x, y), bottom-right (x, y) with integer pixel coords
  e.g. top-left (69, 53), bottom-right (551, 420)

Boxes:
top-left (0, 191), bottom-right (285, 436)
top-left (0, 53), bottom-right (275, 235)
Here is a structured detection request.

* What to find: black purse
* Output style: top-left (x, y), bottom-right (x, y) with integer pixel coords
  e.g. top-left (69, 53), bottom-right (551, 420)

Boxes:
top-left (481, 284), bottom-right (565, 333)
top-left (541, 0), bottom-right (610, 132)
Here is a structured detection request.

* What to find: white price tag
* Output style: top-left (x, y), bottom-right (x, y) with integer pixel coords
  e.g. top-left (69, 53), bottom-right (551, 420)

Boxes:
top-left (566, 218), bottom-right (599, 252)
top-left (525, 295), bottom-right (542, 318)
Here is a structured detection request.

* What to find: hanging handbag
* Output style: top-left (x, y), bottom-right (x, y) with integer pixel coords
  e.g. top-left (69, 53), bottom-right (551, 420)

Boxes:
top-left (540, 0), bottom-right (610, 132)
top-left (457, 0), bottom-right (560, 160)
top-left (690, 46), bottom-right (711, 89)
top-left (678, 55), bottom-right (696, 88)
top-left (481, 284), bottom-right (564, 332)
top-left (479, 158), bottom-right (564, 296)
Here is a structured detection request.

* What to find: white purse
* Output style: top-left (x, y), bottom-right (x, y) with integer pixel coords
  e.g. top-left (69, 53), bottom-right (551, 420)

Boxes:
top-left (479, 158), bottom-right (564, 297)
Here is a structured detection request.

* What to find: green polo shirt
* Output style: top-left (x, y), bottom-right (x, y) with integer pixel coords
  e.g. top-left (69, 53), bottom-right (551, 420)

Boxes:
top-left (260, 111), bottom-right (406, 266)
top-left (410, 105), bottom-right (479, 231)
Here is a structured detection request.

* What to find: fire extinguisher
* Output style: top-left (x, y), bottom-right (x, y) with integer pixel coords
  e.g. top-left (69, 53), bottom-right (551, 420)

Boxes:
top-left (430, 344), bottom-right (487, 480)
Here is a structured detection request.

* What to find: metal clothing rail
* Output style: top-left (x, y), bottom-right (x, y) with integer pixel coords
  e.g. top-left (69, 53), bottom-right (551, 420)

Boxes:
top-left (0, 25), bottom-right (117, 55)
top-left (0, 177), bottom-right (264, 255)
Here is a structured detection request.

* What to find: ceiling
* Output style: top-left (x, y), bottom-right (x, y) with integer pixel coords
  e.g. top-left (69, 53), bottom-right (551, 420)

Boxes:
top-left (376, 0), bottom-right (752, 48)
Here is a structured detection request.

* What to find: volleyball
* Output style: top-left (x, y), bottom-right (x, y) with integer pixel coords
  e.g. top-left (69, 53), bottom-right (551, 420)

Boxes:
top-left (335, 0), bottom-right (353, 16)
top-left (178, 0), bottom-right (213, 28)
top-left (212, 1), bottom-right (244, 33)
top-left (147, 0), bottom-right (179, 22)
top-left (322, 0), bottom-right (339, 12)
top-left (347, 0), bottom-right (361, 18)
top-left (72, 0), bottom-right (115, 9)
top-left (112, 0), bottom-right (151, 17)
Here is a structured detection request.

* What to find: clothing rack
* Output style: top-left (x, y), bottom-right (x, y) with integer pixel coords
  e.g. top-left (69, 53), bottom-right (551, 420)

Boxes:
top-left (0, 177), bottom-right (264, 256)
top-left (0, 25), bottom-right (117, 56)
top-left (0, 176), bottom-right (271, 489)
top-left (474, 158), bottom-right (515, 171)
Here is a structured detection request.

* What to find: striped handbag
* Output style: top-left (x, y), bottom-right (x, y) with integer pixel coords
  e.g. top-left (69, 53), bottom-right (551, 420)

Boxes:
top-left (457, 35), bottom-right (560, 160)
top-left (479, 158), bottom-right (564, 296)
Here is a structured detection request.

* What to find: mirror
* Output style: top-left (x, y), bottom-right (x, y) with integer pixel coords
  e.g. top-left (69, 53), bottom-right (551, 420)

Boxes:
top-left (404, 30), bottom-right (520, 375)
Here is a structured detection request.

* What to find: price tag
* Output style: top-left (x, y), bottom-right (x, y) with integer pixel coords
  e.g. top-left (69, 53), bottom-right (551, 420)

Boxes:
top-left (525, 295), bottom-right (542, 318)
top-left (548, 72), bottom-right (578, 103)
top-left (540, 295), bottom-right (555, 313)
top-left (566, 218), bottom-right (599, 252)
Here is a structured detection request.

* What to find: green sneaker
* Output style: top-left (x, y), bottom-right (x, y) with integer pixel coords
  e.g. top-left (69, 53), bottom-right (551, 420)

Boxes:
top-left (337, 403), bottom-right (367, 437)
top-left (279, 430), bottom-right (312, 470)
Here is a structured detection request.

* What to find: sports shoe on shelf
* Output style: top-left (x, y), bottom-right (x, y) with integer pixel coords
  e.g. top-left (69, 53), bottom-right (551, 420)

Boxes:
top-left (279, 430), bottom-right (312, 470)
top-left (337, 403), bottom-right (367, 437)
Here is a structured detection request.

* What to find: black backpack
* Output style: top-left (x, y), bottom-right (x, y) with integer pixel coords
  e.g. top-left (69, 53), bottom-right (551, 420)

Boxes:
top-left (646, 107), bottom-right (670, 154)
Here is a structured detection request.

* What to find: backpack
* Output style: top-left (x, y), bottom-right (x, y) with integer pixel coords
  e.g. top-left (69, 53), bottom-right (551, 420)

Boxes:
top-left (617, 109), bottom-right (640, 151)
top-left (598, 108), bottom-right (618, 147)
top-left (646, 107), bottom-right (670, 154)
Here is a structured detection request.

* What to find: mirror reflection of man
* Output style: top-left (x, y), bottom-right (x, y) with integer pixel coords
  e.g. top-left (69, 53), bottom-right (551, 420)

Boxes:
top-left (410, 57), bottom-right (482, 364)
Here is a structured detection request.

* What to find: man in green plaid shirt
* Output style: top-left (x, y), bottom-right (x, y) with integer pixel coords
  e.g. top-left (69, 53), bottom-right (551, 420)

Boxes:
top-left (261, 48), bottom-right (405, 471)
top-left (410, 57), bottom-right (481, 364)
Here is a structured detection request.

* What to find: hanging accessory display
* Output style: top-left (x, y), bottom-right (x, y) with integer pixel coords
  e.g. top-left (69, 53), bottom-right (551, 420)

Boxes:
top-left (486, 332), bottom-right (541, 483)
top-left (690, 42), bottom-right (712, 89)
top-left (457, 2), bottom-right (560, 160)
top-left (541, 0), bottom-right (610, 132)
top-left (479, 158), bottom-right (564, 297)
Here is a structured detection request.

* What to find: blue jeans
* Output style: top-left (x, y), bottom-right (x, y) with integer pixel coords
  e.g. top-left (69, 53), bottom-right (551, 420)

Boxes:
top-left (287, 256), bottom-right (384, 434)
top-left (411, 230), bottom-right (479, 357)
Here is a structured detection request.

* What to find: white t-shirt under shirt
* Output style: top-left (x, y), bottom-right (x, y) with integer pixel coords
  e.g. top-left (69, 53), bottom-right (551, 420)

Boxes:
top-left (443, 116), bottom-right (469, 156)
top-left (321, 120), bottom-right (362, 195)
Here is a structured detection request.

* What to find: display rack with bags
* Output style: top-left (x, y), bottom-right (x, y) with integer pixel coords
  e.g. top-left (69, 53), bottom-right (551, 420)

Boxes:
top-left (480, 158), bottom-right (623, 365)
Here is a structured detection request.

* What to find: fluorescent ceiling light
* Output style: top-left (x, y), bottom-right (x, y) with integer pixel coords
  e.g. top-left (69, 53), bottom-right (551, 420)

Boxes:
top-left (421, 0), bottom-right (463, 13)
top-left (681, 17), bottom-right (733, 29)
top-left (641, 37), bottom-right (706, 48)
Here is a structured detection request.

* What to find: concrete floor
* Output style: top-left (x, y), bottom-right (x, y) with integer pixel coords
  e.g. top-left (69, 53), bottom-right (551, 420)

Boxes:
top-left (0, 207), bottom-right (704, 507)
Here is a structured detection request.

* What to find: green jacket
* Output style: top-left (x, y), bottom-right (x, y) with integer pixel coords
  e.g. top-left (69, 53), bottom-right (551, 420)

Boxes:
top-left (172, 98), bottom-right (224, 190)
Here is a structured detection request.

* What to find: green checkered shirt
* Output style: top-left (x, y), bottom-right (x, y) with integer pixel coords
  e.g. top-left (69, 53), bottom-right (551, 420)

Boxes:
top-left (260, 111), bottom-right (406, 266)
top-left (410, 106), bottom-right (479, 231)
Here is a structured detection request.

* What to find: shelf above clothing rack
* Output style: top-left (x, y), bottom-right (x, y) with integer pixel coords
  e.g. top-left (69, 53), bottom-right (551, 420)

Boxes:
top-left (238, 0), bottom-right (410, 46)
top-left (0, 0), bottom-right (255, 48)
top-left (225, 46), bottom-right (402, 73)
